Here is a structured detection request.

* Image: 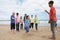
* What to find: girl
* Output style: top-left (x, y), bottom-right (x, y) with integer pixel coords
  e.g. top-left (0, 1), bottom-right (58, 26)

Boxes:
top-left (16, 13), bottom-right (20, 31)
top-left (24, 16), bottom-right (30, 33)
top-left (30, 15), bottom-right (34, 29)
top-left (20, 16), bottom-right (23, 30)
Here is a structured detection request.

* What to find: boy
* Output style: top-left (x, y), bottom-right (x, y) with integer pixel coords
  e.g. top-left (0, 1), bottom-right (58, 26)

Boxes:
top-left (24, 16), bottom-right (30, 33)
top-left (45, 1), bottom-right (57, 39)
top-left (24, 14), bottom-right (27, 23)
top-left (34, 15), bottom-right (39, 30)
top-left (10, 12), bottom-right (15, 33)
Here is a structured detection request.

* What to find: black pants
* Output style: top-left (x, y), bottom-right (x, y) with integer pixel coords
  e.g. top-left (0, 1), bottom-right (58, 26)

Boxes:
top-left (16, 23), bottom-right (19, 31)
top-left (35, 23), bottom-right (38, 30)
top-left (20, 24), bottom-right (23, 29)
top-left (30, 23), bottom-right (34, 29)
top-left (11, 23), bottom-right (15, 30)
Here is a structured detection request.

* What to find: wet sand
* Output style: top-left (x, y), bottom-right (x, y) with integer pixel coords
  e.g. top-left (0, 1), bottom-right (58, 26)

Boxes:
top-left (0, 25), bottom-right (60, 40)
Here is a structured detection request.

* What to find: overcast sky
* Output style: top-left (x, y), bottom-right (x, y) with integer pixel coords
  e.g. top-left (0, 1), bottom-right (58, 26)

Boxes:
top-left (0, 0), bottom-right (60, 20)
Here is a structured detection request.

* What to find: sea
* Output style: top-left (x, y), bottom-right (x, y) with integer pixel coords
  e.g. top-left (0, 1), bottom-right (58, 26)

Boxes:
top-left (0, 20), bottom-right (60, 27)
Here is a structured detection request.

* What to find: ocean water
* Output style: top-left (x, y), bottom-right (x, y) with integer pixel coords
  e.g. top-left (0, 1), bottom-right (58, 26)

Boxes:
top-left (0, 20), bottom-right (60, 26)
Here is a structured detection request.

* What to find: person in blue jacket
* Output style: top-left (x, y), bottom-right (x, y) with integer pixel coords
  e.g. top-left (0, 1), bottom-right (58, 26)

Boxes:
top-left (24, 15), bottom-right (30, 33)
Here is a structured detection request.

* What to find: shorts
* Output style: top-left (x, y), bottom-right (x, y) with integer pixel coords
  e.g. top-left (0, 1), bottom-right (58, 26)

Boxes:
top-left (11, 23), bottom-right (15, 30)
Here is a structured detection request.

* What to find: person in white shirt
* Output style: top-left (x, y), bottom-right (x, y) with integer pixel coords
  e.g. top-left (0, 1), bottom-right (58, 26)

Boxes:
top-left (20, 16), bottom-right (23, 30)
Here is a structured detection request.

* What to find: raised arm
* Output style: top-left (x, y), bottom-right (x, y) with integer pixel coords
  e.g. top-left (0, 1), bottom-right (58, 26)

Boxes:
top-left (45, 10), bottom-right (49, 14)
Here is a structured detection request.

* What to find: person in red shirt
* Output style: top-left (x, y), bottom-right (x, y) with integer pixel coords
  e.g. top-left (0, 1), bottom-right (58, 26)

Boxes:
top-left (45, 1), bottom-right (57, 39)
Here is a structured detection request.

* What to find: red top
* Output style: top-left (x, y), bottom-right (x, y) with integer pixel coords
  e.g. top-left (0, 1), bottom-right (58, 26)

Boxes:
top-left (49, 6), bottom-right (57, 21)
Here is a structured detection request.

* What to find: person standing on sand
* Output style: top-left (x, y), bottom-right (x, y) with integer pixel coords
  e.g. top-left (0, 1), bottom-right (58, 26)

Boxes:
top-left (34, 15), bottom-right (39, 31)
top-left (10, 12), bottom-right (15, 33)
top-left (30, 15), bottom-right (34, 29)
top-left (20, 16), bottom-right (23, 30)
top-left (24, 15), bottom-right (30, 33)
top-left (24, 14), bottom-right (27, 23)
top-left (28, 15), bottom-right (31, 28)
top-left (16, 13), bottom-right (20, 31)
top-left (45, 1), bottom-right (57, 39)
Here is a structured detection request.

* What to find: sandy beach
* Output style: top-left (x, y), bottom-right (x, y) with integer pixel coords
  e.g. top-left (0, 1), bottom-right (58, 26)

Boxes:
top-left (0, 25), bottom-right (60, 40)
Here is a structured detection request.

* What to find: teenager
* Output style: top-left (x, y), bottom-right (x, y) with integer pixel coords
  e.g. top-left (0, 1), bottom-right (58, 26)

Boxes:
top-left (10, 12), bottom-right (15, 33)
top-left (24, 14), bottom-right (27, 23)
top-left (45, 1), bottom-right (57, 39)
top-left (30, 15), bottom-right (34, 29)
top-left (34, 15), bottom-right (39, 30)
top-left (16, 13), bottom-right (20, 31)
top-left (20, 16), bottom-right (23, 30)
top-left (24, 16), bottom-right (30, 33)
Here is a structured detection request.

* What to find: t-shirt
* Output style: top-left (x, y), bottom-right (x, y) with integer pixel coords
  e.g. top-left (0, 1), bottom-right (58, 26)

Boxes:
top-left (34, 17), bottom-right (38, 23)
top-left (11, 15), bottom-right (15, 23)
top-left (20, 19), bottom-right (23, 24)
top-left (49, 6), bottom-right (57, 21)
top-left (15, 16), bottom-right (20, 23)
top-left (30, 17), bottom-right (34, 23)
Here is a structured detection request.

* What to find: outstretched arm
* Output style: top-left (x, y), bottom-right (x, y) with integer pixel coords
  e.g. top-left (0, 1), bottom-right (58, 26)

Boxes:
top-left (45, 10), bottom-right (49, 14)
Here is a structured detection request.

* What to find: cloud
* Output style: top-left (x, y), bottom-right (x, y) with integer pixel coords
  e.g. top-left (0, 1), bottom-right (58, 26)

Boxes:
top-left (0, 0), bottom-right (60, 20)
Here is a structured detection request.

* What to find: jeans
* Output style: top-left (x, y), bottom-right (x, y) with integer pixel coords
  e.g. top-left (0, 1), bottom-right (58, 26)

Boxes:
top-left (16, 23), bottom-right (19, 31)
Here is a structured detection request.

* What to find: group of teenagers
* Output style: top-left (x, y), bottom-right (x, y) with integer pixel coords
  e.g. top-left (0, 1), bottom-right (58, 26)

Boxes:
top-left (11, 13), bottom-right (39, 32)
top-left (11, 0), bottom-right (57, 39)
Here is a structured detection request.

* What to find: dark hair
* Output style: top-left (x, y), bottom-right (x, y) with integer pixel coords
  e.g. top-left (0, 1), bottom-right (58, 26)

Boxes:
top-left (48, 1), bottom-right (54, 4)
top-left (26, 16), bottom-right (28, 19)
top-left (25, 14), bottom-right (27, 16)
top-left (31, 15), bottom-right (33, 17)
top-left (16, 13), bottom-right (19, 16)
